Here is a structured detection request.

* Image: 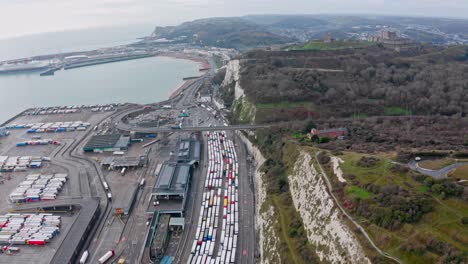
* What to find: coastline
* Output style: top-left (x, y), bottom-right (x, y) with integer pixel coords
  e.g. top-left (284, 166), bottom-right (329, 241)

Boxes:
top-left (0, 52), bottom-right (210, 124)
top-left (157, 52), bottom-right (211, 70)
top-left (157, 52), bottom-right (211, 100)
top-left (169, 79), bottom-right (198, 99)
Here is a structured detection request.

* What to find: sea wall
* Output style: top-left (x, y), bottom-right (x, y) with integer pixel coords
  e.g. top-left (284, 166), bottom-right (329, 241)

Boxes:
top-left (288, 151), bottom-right (371, 263)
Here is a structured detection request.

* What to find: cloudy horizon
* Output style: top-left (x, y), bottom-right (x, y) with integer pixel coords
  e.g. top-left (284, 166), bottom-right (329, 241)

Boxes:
top-left (1, 0), bottom-right (467, 40)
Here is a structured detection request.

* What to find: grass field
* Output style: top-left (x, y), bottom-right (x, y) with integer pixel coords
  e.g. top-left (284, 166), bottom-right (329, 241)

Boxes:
top-left (256, 101), bottom-right (315, 109)
top-left (337, 152), bottom-right (468, 263)
top-left (384, 106), bottom-right (412, 116)
top-left (419, 158), bottom-right (458, 170)
top-left (347, 185), bottom-right (372, 199)
top-left (339, 152), bottom-right (415, 187)
top-left (293, 40), bottom-right (374, 51)
top-left (448, 164), bottom-right (468, 180)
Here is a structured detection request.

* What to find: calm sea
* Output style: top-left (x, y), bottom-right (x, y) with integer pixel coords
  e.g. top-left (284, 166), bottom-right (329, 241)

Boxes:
top-left (0, 25), bottom-right (200, 124)
top-left (0, 24), bottom-right (154, 61)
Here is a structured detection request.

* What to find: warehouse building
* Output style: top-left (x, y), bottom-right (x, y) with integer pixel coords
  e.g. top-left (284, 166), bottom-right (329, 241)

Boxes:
top-left (101, 156), bottom-right (143, 169)
top-left (148, 163), bottom-right (192, 216)
top-left (153, 163), bottom-right (191, 200)
top-left (83, 134), bottom-right (130, 152)
top-left (174, 138), bottom-right (201, 165)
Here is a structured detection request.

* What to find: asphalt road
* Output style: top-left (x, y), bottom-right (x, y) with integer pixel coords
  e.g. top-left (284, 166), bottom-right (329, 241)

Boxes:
top-left (112, 76), bottom-right (269, 134)
top-left (409, 161), bottom-right (468, 179)
top-left (231, 131), bottom-right (256, 264)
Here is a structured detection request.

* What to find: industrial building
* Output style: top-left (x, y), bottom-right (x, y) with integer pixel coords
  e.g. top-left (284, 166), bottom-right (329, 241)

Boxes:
top-left (153, 163), bottom-right (192, 200)
top-left (101, 156), bottom-right (143, 169)
top-left (310, 127), bottom-right (348, 139)
top-left (175, 138), bottom-right (201, 165)
top-left (83, 134), bottom-right (130, 152)
top-left (113, 183), bottom-right (140, 216)
top-left (147, 162), bottom-right (192, 217)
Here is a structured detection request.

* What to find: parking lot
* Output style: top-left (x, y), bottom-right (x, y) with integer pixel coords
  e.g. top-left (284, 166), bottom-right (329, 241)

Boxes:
top-left (0, 107), bottom-right (118, 263)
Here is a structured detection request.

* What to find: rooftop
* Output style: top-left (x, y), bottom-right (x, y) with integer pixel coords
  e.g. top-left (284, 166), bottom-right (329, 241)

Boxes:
top-left (174, 138), bottom-right (201, 163)
top-left (83, 134), bottom-right (130, 151)
top-left (153, 163), bottom-right (192, 197)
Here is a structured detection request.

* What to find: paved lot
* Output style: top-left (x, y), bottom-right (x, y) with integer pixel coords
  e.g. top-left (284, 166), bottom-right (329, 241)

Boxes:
top-left (0, 214), bottom-right (76, 264)
top-left (0, 109), bottom-right (115, 263)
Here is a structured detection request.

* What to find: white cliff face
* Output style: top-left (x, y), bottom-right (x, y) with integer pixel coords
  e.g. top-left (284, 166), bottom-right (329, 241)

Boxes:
top-left (223, 59), bottom-right (256, 123)
top-left (222, 59), bottom-right (245, 99)
top-left (236, 132), bottom-right (281, 263)
top-left (288, 151), bottom-right (371, 264)
top-left (331, 156), bottom-right (346, 183)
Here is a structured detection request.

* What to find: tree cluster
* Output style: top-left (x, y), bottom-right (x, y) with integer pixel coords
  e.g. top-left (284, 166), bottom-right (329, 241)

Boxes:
top-left (238, 45), bottom-right (468, 117)
top-left (352, 184), bottom-right (433, 230)
top-left (401, 237), bottom-right (468, 263)
top-left (416, 176), bottom-right (464, 199)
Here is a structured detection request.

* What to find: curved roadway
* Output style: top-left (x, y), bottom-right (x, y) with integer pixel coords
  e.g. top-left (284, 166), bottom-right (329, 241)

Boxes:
top-left (408, 161), bottom-right (468, 179)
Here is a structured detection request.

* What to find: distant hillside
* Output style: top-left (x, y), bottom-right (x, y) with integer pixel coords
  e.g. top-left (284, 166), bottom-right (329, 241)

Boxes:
top-left (244, 14), bottom-right (468, 44)
top-left (149, 15), bottom-right (468, 49)
top-left (244, 15), bottom-right (328, 29)
top-left (151, 17), bottom-right (293, 49)
top-left (221, 44), bottom-right (468, 123)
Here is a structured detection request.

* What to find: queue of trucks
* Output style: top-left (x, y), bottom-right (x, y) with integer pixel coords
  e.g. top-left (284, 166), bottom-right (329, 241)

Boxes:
top-left (187, 131), bottom-right (238, 264)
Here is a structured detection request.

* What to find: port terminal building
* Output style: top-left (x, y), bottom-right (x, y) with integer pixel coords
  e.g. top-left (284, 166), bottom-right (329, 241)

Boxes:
top-left (83, 134), bottom-right (130, 152)
top-left (174, 138), bottom-right (201, 165)
top-left (149, 162), bottom-right (192, 216)
top-left (147, 137), bottom-right (201, 216)
top-left (145, 137), bottom-right (201, 262)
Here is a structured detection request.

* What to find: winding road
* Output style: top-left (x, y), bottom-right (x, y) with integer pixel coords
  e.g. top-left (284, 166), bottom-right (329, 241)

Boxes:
top-left (408, 161), bottom-right (468, 179)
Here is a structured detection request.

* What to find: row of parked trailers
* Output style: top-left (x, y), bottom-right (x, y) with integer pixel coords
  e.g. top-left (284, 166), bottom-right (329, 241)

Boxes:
top-left (9, 173), bottom-right (68, 203)
top-left (0, 213), bottom-right (61, 245)
top-left (0, 156), bottom-right (44, 172)
top-left (16, 139), bottom-right (61, 147)
top-left (26, 121), bottom-right (90, 133)
top-left (24, 103), bottom-right (121, 116)
top-left (187, 131), bottom-right (239, 264)
top-left (6, 121), bottom-right (90, 130)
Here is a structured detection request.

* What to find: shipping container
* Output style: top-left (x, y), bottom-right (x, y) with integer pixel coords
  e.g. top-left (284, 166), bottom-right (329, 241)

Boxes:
top-left (98, 250), bottom-right (115, 263)
top-left (27, 239), bottom-right (45, 245)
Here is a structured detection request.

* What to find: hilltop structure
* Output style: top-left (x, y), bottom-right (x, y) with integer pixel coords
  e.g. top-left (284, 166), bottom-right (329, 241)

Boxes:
top-left (368, 30), bottom-right (412, 46)
top-left (324, 32), bottom-right (335, 43)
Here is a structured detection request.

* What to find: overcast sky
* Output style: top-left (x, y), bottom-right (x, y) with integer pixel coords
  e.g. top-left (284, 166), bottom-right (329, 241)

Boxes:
top-left (1, 0), bottom-right (467, 39)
